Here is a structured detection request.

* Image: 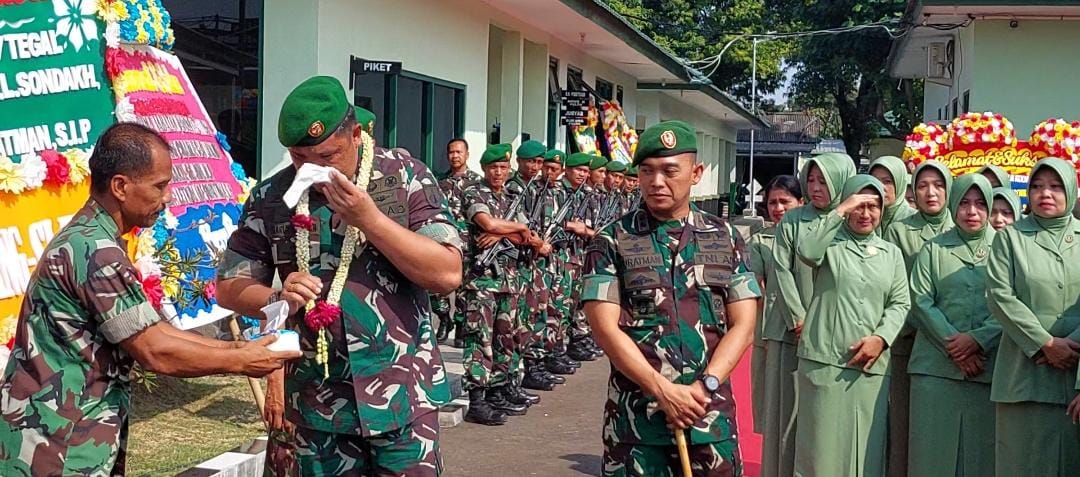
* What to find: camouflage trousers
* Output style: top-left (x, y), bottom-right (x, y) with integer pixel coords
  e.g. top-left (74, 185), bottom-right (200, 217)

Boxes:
top-left (430, 290), bottom-right (467, 328)
top-left (519, 262), bottom-right (557, 362)
top-left (564, 261), bottom-right (592, 340)
top-left (275, 411), bottom-right (442, 477)
top-left (462, 287), bottom-right (519, 390)
top-left (603, 440), bottom-right (741, 477)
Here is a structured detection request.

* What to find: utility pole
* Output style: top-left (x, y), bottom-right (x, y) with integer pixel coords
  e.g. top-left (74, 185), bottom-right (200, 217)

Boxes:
top-left (748, 38), bottom-right (758, 217)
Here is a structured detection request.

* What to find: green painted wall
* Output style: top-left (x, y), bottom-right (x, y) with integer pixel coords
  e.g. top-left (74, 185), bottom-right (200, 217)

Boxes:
top-left (972, 20), bottom-right (1080, 134)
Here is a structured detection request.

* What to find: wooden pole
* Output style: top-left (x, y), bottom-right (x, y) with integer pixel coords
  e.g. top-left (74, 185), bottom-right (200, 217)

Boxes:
top-left (674, 429), bottom-right (692, 477)
top-left (228, 315), bottom-right (267, 418)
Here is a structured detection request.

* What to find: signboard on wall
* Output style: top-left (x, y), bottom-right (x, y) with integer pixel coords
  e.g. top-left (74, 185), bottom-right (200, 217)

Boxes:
top-left (561, 90), bottom-right (589, 126)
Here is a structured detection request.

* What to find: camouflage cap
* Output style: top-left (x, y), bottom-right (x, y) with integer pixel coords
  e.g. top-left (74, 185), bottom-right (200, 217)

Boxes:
top-left (544, 149), bottom-right (566, 164)
top-left (633, 120), bottom-right (697, 165)
top-left (356, 106), bottom-right (376, 135)
top-left (590, 156), bottom-right (608, 171)
top-left (565, 152), bottom-right (594, 168)
top-left (516, 140), bottom-right (546, 159)
top-left (606, 160), bottom-right (628, 173)
top-left (480, 143), bottom-right (513, 165)
top-left (278, 76), bottom-right (352, 147)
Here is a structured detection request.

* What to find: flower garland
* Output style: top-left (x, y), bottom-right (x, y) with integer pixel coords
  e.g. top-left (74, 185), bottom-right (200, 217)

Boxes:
top-left (0, 148), bottom-right (91, 196)
top-left (903, 122), bottom-right (948, 167)
top-left (294, 131), bottom-right (375, 379)
top-left (98, 0), bottom-right (174, 51)
top-left (949, 112), bottom-right (1017, 149)
top-left (1029, 118), bottom-right (1080, 164)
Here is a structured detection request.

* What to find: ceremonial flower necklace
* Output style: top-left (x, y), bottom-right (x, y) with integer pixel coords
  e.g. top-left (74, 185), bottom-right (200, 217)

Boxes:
top-left (292, 132), bottom-right (375, 379)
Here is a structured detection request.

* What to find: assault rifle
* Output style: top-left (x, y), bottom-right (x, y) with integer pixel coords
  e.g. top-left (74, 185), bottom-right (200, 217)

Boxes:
top-left (548, 182), bottom-right (591, 247)
top-left (470, 175), bottom-right (537, 276)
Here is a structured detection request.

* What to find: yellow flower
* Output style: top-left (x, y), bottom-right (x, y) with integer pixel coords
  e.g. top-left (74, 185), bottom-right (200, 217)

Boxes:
top-left (0, 155), bottom-right (28, 194)
top-left (0, 314), bottom-right (16, 344)
top-left (161, 275), bottom-right (180, 299)
top-left (64, 149), bottom-right (90, 184)
top-left (135, 229), bottom-right (157, 260)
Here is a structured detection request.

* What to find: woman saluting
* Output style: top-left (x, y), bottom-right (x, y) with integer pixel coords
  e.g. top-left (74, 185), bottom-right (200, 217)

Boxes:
top-left (987, 157), bottom-right (1080, 476)
top-left (907, 174), bottom-right (1001, 476)
top-left (792, 175), bottom-right (910, 477)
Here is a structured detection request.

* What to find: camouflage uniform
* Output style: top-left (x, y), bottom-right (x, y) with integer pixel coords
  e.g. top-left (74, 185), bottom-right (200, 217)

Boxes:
top-left (568, 184), bottom-right (603, 342)
top-left (219, 148), bottom-right (460, 476)
top-left (580, 206), bottom-right (761, 477)
top-left (431, 170), bottom-right (481, 333)
top-left (550, 180), bottom-right (587, 352)
top-left (461, 180), bottom-right (523, 391)
top-left (0, 199), bottom-right (162, 476)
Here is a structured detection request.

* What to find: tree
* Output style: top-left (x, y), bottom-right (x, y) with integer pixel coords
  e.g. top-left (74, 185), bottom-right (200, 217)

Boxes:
top-left (605, 0), bottom-right (790, 104)
top-left (771, 0), bottom-right (919, 160)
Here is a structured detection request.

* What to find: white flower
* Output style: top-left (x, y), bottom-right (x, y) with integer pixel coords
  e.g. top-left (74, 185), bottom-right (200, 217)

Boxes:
top-left (53, 0), bottom-right (99, 52)
top-left (115, 97), bottom-right (136, 122)
top-left (18, 154), bottom-right (46, 189)
top-left (104, 21), bottom-right (120, 49)
top-left (163, 209), bottom-right (179, 229)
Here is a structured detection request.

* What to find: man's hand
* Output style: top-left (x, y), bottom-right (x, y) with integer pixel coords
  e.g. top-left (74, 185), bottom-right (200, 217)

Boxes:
top-left (847, 335), bottom-right (887, 371)
top-left (316, 170), bottom-right (381, 230)
top-left (281, 272), bottom-right (322, 315)
top-left (653, 380), bottom-right (710, 430)
top-left (535, 240), bottom-right (552, 257)
top-left (236, 335), bottom-right (302, 378)
top-left (836, 193), bottom-right (881, 217)
top-left (792, 320), bottom-right (804, 341)
top-left (946, 333), bottom-right (983, 361)
top-left (565, 221), bottom-right (588, 237)
top-left (954, 354), bottom-right (985, 378)
top-left (1036, 338), bottom-right (1080, 369)
top-left (263, 369), bottom-right (293, 433)
top-left (477, 233), bottom-right (501, 249)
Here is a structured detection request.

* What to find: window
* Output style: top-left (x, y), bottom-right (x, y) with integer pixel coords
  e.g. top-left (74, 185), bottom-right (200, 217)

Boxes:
top-left (162, 0), bottom-right (262, 177)
top-left (351, 68), bottom-right (465, 172)
top-left (962, 90), bottom-right (970, 114)
top-left (616, 85), bottom-right (624, 104)
top-left (595, 77), bottom-right (614, 101)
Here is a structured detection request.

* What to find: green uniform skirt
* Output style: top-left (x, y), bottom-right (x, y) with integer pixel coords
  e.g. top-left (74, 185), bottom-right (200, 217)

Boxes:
top-left (995, 401), bottom-right (1080, 476)
top-left (751, 341), bottom-right (767, 433)
top-left (794, 359), bottom-right (889, 477)
top-left (908, 375), bottom-right (994, 477)
top-left (761, 340), bottom-right (798, 477)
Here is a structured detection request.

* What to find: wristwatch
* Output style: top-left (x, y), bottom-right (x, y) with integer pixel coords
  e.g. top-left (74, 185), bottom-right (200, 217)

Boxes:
top-left (266, 290), bottom-right (282, 307)
top-left (700, 374), bottom-right (721, 394)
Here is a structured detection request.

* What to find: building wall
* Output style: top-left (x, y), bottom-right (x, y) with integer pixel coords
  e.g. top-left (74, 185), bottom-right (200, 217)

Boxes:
top-left (922, 22), bottom-right (975, 123)
top-left (260, 0), bottom-right (744, 184)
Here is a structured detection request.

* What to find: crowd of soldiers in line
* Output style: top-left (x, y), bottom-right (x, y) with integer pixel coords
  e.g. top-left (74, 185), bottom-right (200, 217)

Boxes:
top-left (429, 138), bottom-right (642, 425)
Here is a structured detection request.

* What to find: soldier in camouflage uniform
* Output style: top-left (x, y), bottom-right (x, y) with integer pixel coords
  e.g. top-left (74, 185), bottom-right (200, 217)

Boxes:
top-left (0, 123), bottom-right (296, 477)
top-left (624, 165), bottom-right (641, 214)
top-left (563, 156), bottom-right (611, 361)
top-left (215, 77), bottom-right (463, 476)
top-left (605, 160), bottom-right (628, 215)
top-left (460, 144), bottom-right (548, 425)
top-left (506, 140), bottom-right (566, 392)
top-left (581, 121), bottom-right (760, 477)
top-left (432, 138), bottom-right (481, 347)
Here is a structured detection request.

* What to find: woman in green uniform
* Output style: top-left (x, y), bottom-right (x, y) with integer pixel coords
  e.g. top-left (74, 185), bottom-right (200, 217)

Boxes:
top-left (990, 187), bottom-right (1021, 231)
top-left (748, 175), bottom-right (802, 477)
top-left (907, 174), bottom-right (1001, 476)
top-left (881, 160), bottom-right (954, 476)
top-left (986, 157), bottom-right (1080, 476)
top-left (868, 156), bottom-right (916, 233)
top-left (979, 164), bottom-right (1011, 189)
top-left (792, 175), bottom-right (910, 477)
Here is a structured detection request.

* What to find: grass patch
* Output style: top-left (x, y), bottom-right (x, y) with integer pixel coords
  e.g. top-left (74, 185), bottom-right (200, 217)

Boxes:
top-left (126, 374), bottom-right (265, 477)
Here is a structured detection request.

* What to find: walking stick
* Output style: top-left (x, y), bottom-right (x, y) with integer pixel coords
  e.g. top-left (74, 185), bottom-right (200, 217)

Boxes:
top-left (674, 428), bottom-right (692, 477)
top-left (228, 315), bottom-right (267, 418)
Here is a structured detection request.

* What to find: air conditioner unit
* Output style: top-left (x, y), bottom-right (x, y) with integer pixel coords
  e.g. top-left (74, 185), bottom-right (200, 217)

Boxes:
top-left (927, 41), bottom-right (952, 81)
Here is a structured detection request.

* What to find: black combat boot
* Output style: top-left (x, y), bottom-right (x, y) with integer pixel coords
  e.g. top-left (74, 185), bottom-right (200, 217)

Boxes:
top-left (521, 365), bottom-right (558, 391)
top-left (435, 318), bottom-right (450, 343)
top-left (486, 386), bottom-right (528, 415)
top-left (464, 389), bottom-right (507, 426)
top-left (498, 382), bottom-right (531, 407)
top-left (451, 322), bottom-right (465, 349)
top-left (567, 338), bottom-right (598, 361)
top-left (555, 352), bottom-right (581, 369)
top-left (545, 356), bottom-right (577, 375)
top-left (506, 379), bottom-right (541, 406)
top-left (584, 335), bottom-right (605, 358)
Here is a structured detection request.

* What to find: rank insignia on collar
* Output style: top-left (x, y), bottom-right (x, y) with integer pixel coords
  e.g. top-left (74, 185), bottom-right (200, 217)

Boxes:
top-left (976, 247), bottom-right (988, 258)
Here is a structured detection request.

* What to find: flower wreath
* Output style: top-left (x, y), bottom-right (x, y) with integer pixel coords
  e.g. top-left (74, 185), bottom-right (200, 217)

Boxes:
top-left (292, 131), bottom-right (375, 379)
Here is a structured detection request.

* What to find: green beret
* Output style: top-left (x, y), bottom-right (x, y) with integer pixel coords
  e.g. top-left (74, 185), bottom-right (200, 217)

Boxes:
top-left (565, 152), bottom-right (594, 168)
top-left (625, 165), bottom-right (638, 177)
top-left (278, 76), bottom-right (352, 148)
top-left (606, 161), bottom-right (628, 173)
top-left (480, 143), bottom-right (513, 165)
top-left (590, 156), bottom-right (608, 170)
top-left (355, 107), bottom-right (376, 135)
top-left (633, 120), bottom-right (697, 165)
top-left (516, 140), bottom-right (545, 159)
top-left (544, 149), bottom-right (565, 164)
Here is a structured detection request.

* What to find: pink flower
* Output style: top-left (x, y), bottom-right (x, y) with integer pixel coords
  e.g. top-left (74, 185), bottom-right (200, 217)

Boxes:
top-left (141, 274), bottom-right (164, 310)
top-left (41, 150), bottom-right (70, 185)
top-left (203, 281), bottom-right (217, 300)
top-left (305, 301), bottom-right (341, 331)
top-left (292, 214), bottom-right (316, 231)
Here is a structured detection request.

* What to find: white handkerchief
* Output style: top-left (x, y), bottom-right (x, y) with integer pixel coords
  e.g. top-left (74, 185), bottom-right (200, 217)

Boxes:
top-left (283, 163), bottom-right (337, 208)
top-left (261, 300), bottom-right (291, 332)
